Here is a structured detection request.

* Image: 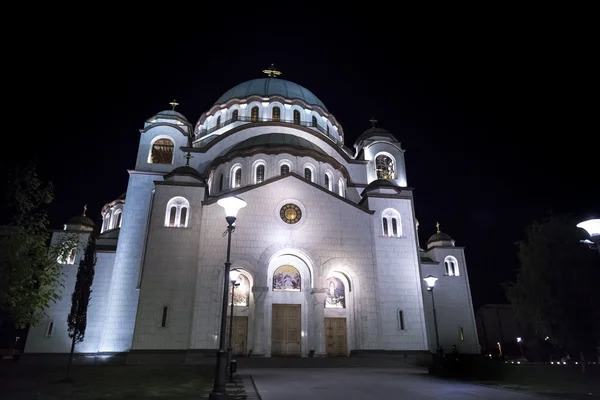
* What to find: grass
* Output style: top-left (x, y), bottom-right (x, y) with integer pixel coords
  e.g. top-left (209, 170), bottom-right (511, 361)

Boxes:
top-left (0, 363), bottom-right (214, 399)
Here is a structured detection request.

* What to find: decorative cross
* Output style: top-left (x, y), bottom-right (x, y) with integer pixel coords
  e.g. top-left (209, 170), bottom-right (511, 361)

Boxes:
top-left (185, 152), bottom-right (193, 167)
top-left (262, 63), bottom-right (282, 78)
top-left (369, 117), bottom-right (378, 128)
top-left (83, 204), bottom-right (87, 217)
top-left (169, 99), bottom-right (179, 110)
top-left (436, 221), bottom-right (440, 233)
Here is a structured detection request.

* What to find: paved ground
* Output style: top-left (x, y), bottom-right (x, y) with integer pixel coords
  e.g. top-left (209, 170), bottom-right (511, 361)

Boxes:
top-left (246, 367), bottom-right (548, 400)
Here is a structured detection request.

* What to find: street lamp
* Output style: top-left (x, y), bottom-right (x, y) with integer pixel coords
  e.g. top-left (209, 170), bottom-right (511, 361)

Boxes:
top-left (228, 269), bottom-right (241, 382)
top-left (517, 337), bottom-right (524, 360)
top-left (209, 196), bottom-right (247, 400)
top-left (577, 218), bottom-right (600, 256)
top-left (423, 275), bottom-right (440, 352)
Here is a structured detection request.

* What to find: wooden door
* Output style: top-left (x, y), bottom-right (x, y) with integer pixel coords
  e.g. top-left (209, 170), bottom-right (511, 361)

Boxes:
top-left (272, 304), bottom-right (301, 356)
top-left (325, 317), bottom-right (347, 356)
top-left (225, 316), bottom-right (248, 356)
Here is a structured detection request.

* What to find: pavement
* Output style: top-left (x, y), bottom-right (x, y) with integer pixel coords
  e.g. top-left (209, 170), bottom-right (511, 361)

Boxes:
top-left (244, 367), bottom-right (549, 400)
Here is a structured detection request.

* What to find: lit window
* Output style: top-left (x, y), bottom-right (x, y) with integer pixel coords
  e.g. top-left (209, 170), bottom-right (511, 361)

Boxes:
top-left (304, 167), bottom-right (312, 181)
top-left (280, 164), bottom-right (290, 175)
top-left (273, 107), bottom-right (281, 122)
top-left (255, 164), bottom-right (265, 184)
top-left (251, 106), bottom-right (259, 122)
top-left (294, 110), bottom-right (300, 124)
top-left (165, 197), bottom-right (190, 228)
top-left (216, 116), bottom-right (221, 129)
top-left (232, 110), bottom-right (238, 121)
top-left (149, 138), bottom-right (174, 164)
top-left (460, 326), bottom-right (464, 341)
top-left (375, 153), bottom-right (396, 179)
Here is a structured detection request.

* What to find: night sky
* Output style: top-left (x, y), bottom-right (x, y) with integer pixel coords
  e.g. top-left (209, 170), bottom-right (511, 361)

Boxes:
top-left (10, 9), bottom-right (597, 310)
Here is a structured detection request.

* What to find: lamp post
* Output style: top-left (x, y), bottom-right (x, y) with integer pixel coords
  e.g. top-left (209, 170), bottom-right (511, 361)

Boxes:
top-left (577, 218), bottom-right (600, 256)
top-left (423, 275), bottom-right (440, 352)
top-left (228, 269), bottom-right (240, 382)
top-left (209, 196), bottom-right (246, 400)
top-left (517, 337), bottom-right (524, 360)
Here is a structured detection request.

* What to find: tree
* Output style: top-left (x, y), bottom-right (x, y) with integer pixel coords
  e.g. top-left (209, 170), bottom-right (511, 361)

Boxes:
top-left (66, 231), bottom-right (96, 380)
top-left (506, 214), bottom-right (600, 356)
top-left (0, 162), bottom-right (75, 328)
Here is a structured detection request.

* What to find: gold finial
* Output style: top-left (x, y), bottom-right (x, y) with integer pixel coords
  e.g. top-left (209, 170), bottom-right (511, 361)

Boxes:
top-left (83, 204), bottom-right (87, 217)
top-left (262, 63), bottom-right (282, 78)
top-left (169, 99), bottom-right (179, 110)
top-left (436, 221), bottom-right (440, 233)
top-left (369, 117), bottom-right (378, 128)
top-left (185, 151), bottom-right (193, 167)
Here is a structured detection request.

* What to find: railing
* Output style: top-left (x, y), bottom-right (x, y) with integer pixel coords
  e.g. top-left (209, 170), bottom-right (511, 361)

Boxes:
top-left (196, 116), bottom-right (341, 144)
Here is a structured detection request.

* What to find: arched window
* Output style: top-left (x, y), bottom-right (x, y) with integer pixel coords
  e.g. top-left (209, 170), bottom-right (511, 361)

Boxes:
top-left (325, 276), bottom-right (346, 308)
top-left (444, 256), bottom-right (460, 276)
top-left (293, 110), bottom-right (300, 124)
top-left (324, 172), bottom-right (333, 191)
top-left (381, 208), bottom-right (402, 237)
top-left (46, 320), bottom-right (54, 338)
top-left (280, 164), bottom-right (290, 175)
top-left (165, 197), bottom-right (190, 228)
top-left (67, 248), bottom-right (76, 264)
top-left (232, 109), bottom-right (238, 121)
top-left (113, 210), bottom-right (122, 229)
top-left (219, 173), bottom-right (224, 192)
top-left (102, 213), bottom-right (110, 232)
top-left (216, 116), bottom-right (221, 129)
top-left (255, 164), bottom-right (265, 184)
top-left (149, 138), bottom-right (174, 164)
top-left (161, 306), bottom-right (168, 327)
top-left (273, 265), bottom-right (301, 291)
top-left (312, 116), bottom-right (317, 127)
top-left (251, 106), bottom-right (259, 122)
top-left (272, 106), bottom-right (281, 122)
top-left (327, 125), bottom-right (330, 135)
top-left (233, 167), bottom-right (242, 188)
top-left (304, 167), bottom-right (312, 181)
top-left (375, 153), bottom-right (396, 179)
top-left (230, 274), bottom-right (250, 306)
top-left (338, 178), bottom-right (345, 197)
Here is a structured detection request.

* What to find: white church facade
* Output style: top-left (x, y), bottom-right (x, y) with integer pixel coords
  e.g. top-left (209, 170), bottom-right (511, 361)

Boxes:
top-left (25, 74), bottom-right (480, 362)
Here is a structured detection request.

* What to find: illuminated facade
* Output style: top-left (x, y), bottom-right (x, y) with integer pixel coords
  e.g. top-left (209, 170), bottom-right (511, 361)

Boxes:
top-left (25, 76), bottom-right (480, 361)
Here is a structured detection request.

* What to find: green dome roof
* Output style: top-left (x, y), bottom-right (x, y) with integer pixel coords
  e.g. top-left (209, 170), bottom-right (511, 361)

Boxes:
top-left (68, 214), bottom-right (95, 227)
top-left (229, 133), bottom-right (327, 156)
top-left (215, 78), bottom-right (328, 111)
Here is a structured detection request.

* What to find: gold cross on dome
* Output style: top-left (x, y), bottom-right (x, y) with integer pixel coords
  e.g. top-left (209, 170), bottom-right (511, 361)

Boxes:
top-left (83, 204), bottom-right (87, 217)
top-left (185, 152), bottom-right (193, 167)
top-left (369, 117), bottom-right (378, 128)
top-left (169, 99), bottom-right (179, 110)
top-left (262, 63), bottom-right (282, 78)
top-left (436, 221), bottom-right (440, 233)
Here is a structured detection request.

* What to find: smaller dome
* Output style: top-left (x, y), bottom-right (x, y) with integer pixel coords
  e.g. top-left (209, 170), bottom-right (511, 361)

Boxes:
top-left (426, 230), bottom-right (455, 249)
top-left (67, 214), bottom-right (95, 227)
top-left (364, 179), bottom-right (396, 191)
top-left (156, 110), bottom-right (188, 121)
top-left (355, 126), bottom-right (398, 145)
top-left (164, 165), bottom-right (205, 182)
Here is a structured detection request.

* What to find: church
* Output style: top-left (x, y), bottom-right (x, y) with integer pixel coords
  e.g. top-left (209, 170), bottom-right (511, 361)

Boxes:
top-left (25, 69), bottom-right (480, 362)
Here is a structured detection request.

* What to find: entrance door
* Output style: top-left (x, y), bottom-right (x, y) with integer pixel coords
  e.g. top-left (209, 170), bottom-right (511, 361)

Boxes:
top-left (272, 304), bottom-right (301, 356)
top-left (325, 317), bottom-right (347, 356)
top-left (225, 316), bottom-right (248, 356)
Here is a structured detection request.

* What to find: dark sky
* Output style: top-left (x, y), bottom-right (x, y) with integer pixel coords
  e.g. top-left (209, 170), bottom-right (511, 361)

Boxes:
top-left (9, 8), bottom-right (597, 309)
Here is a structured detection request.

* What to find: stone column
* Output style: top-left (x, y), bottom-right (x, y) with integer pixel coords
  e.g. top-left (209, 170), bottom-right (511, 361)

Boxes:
top-left (251, 286), bottom-right (268, 357)
top-left (311, 288), bottom-right (328, 357)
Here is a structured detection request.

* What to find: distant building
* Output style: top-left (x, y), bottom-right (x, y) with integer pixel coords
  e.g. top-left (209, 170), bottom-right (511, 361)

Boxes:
top-left (24, 72), bottom-right (480, 362)
top-left (476, 304), bottom-right (522, 354)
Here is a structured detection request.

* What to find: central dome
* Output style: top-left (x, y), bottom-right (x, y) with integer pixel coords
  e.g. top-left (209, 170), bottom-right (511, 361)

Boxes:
top-left (214, 78), bottom-right (328, 111)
